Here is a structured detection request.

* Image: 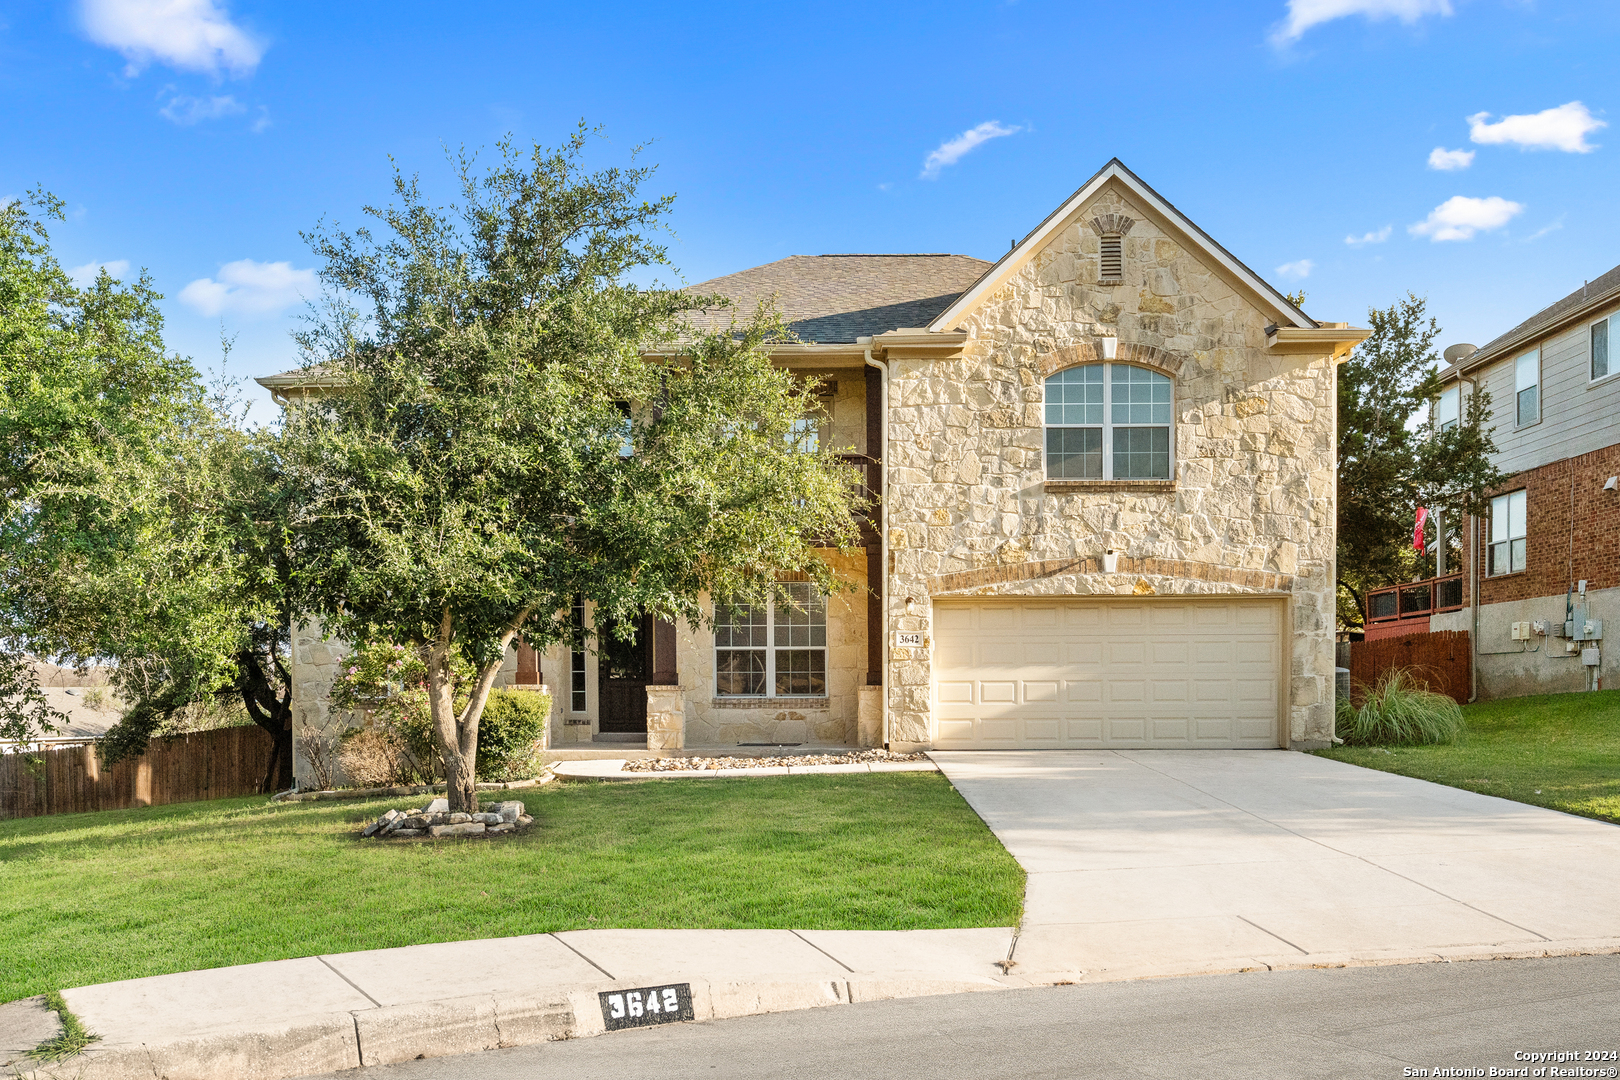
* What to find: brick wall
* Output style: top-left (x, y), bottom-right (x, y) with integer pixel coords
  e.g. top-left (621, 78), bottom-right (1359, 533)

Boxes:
top-left (1475, 441), bottom-right (1620, 605)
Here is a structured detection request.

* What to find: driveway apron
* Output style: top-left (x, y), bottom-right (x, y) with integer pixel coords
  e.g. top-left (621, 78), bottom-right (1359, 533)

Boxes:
top-left (930, 750), bottom-right (1620, 980)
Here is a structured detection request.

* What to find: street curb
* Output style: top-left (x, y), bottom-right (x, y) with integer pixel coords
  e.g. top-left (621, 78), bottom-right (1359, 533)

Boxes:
top-left (13, 943), bottom-right (1619, 1079)
top-left (12, 975), bottom-right (1008, 1080)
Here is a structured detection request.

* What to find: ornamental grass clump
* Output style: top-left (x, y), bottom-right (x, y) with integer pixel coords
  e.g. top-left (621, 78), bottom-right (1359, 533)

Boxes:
top-left (1336, 668), bottom-right (1465, 746)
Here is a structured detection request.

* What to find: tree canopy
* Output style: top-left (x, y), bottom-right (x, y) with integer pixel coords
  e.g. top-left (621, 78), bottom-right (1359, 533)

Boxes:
top-left (0, 193), bottom-right (295, 784)
top-left (284, 129), bottom-right (864, 809)
top-left (1336, 293), bottom-right (1504, 629)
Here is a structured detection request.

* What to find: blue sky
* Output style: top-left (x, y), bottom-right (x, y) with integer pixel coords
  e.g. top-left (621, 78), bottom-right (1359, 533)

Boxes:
top-left (3, 0), bottom-right (1617, 424)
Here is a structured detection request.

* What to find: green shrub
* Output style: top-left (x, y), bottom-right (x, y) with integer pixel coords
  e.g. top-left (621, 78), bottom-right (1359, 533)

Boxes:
top-left (1337, 668), bottom-right (1465, 746)
top-left (475, 689), bottom-right (550, 781)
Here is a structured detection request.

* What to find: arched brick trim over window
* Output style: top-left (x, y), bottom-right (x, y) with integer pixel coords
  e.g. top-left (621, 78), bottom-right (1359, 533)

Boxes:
top-left (1034, 342), bottom-right (1185, 381)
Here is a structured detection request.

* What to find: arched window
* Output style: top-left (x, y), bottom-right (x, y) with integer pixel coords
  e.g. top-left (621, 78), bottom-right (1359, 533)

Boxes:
top-left (1044, 364), bottom-right (1172, 480)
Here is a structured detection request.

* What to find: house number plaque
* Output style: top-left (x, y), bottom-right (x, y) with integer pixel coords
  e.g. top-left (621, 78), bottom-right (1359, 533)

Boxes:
top-left (893, 631), bottom-right (925, 648)
top-left (599, 984), bottom-right (695, 1030)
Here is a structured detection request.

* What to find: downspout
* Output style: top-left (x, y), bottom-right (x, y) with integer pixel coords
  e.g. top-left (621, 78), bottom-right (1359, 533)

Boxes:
top-left (1464, 374), bottom-right (1481, 704)
top-left (862, 338), bottom-right (890, 748)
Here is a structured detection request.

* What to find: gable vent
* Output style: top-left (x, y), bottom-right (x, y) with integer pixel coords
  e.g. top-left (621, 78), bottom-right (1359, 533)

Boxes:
top-left (1099, 234), bottom-right (1123, 281)
top-left (1088, 214), bottom-right (1133, 286)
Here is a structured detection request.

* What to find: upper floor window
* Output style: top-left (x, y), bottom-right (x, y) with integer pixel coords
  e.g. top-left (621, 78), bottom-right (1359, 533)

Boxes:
top-left (1593, 318), bottom-right (1615, 381)
top-left (714, 583), bottom-right (826, 698)
top-left (1488, 490), bottom-right (1527, 576)
top-left (788, 415), bottom-right (821, 455)
top-left (1437, 385), bottom-right (1460, 433)
top-left (1044, 364), bottom-right (1172, 481)
top-left (1514, 350), bottom-right (1539, 427)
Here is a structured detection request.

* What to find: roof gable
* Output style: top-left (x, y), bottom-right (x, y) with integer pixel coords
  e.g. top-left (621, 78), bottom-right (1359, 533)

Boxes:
top-left (927, 159), bottom-right (1316, 333)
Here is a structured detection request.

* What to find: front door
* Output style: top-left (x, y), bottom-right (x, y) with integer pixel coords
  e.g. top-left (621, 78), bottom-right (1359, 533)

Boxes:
top-left (597, 615), bottom-right (648, 734)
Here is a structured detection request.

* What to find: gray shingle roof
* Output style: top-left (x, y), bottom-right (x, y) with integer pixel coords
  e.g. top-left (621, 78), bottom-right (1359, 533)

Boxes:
top-left (682, 254), bottom-right (994, 343)
top-left (1471, 260), bottom-right (1620, 363)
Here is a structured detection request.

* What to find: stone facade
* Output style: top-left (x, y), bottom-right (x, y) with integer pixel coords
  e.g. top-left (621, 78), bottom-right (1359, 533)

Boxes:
top-left (879, 185), bottom-right (1339, 750)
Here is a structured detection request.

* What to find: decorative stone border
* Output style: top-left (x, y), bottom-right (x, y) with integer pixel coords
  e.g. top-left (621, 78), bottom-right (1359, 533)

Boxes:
top-left (361, 799), bottom-right (534, 839)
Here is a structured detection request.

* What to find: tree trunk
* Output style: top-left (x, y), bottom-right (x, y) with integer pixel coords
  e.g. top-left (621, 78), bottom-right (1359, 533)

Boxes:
top-left (235, 647), bottom-right (295, 793)
top-left (425, 605), bottom-right (534, 813)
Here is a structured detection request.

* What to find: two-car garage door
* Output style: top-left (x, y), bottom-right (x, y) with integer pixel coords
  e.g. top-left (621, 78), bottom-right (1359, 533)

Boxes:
top-left (932, 598), bottom-right (1284, 750)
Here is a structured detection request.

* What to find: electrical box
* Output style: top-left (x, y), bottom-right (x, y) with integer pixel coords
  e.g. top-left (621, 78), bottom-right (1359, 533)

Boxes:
top-left (1531, 620), bottom-right (1551, 636)
top-left (1582, 648), bottom-right (1602, 667)
top-left (1568, 618), bottom-right (1604, 642)
top-left (1510, 621), bottom-right (1531, 640)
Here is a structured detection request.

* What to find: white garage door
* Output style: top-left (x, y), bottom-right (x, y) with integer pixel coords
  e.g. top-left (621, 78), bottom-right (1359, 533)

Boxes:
top-left (933, 598), bottom-right (1283, 750)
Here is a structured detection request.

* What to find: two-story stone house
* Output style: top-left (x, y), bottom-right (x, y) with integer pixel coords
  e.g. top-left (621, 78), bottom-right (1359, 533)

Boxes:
top-left (264, 160), bottom-right (1365, 779)
top-left (1429, 263), bottom-right (1620, 698)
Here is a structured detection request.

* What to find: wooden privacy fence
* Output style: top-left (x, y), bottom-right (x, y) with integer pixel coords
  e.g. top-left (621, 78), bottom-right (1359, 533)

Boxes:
top-left (1348, 630), bottom-right (1472, 704)
top-left (0, 725), bottom-right (274, 820)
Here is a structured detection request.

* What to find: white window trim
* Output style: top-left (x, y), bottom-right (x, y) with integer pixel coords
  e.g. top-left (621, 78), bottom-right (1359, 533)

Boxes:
top-left (1487, 489), bottom-right (1528, 577)
top-left (1043, 363), bottom-right (1175, 481)
top-left (713, 586), bottom-right (828, 699)
top-left (1590, 315), bottom-right (1619, 386)
top-left (1514, 349), bottom-right (1541, 429)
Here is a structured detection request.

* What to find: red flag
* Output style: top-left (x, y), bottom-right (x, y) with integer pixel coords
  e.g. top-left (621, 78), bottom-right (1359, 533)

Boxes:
top-left (1414, 507), bottom-right (1428, 553)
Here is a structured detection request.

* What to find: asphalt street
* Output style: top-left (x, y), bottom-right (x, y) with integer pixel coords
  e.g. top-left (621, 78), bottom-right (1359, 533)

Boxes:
top-left (295, 954), bottom-right (1620, 1080)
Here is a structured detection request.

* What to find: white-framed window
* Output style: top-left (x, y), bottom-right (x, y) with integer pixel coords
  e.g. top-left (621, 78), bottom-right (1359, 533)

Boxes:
top-left (714, 582), bottom-right (827, 697)
top-left (1488, 490), bottom-right (1527, 576)
top-left (787, 415), bottom-right (821, 455)
top-left (1436, 385), bottom-right (1460, 433)
top-left (1515, 350), bottom-right (1540, 427)
top-left (1592, 318), bottom-right (1616, 382)
top-left (1044, 363), bottom-right (1173, 480)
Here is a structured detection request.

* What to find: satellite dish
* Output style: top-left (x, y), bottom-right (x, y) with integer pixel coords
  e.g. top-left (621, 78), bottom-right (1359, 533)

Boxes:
top-left (1442, 343), bottom-right (1478, 365)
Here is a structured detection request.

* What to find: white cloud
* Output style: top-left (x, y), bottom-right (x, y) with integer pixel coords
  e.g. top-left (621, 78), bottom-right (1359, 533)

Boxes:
top-left (1272, 0), bottom-right (1451, 44)
top-left (80, 0), bottom-right (264, 77)
top-left (1468, 101), bottom-right (1606, 153)
top-left (1525, 217), bottom-right (1565, 242)
top-left (69, 259), bottom-right (130, 287)
top-left (1275, 259), bottom-right (1314, 279)
top-left (250, 106), bottom-right (271, 133)
top-left (920, 121), bottom-right (1021, 179)
top-left (1408, 196), bottom-right (1524, 242)
top-left (1427, 146), bottom-right (1474, 170)
top-left (179, 259), bottom-right (316, 316)
top-left (1345, 225), bottom-right (1393, 246)
top-left (158, 92), bottom-right (245, 125)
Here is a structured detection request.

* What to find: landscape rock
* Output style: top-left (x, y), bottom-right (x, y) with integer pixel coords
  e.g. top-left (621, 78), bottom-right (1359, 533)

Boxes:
top-left (425, 798), bottom-right (449, 813)
top-left (517, 814), bottom-right (533, 826)
top-left (489, 822), bottom-right (515, 833)
top-left (401, 816), bottom-right (428, 830)
top-left (429, 822), bottom-right (486, 838)
top-left (492, 800), bottom-right (524, 823)
top-left (449, 812), bottom-right (472, 825)
top-left (391, 828), bottom-right (426, 838)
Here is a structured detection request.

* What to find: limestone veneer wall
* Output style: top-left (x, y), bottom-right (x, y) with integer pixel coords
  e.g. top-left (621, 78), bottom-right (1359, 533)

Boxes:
top-left (880, 185), bottom-right (1338, 750)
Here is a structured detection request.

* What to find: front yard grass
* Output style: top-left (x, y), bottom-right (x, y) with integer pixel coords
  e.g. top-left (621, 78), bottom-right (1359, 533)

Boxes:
top-left (1316, 688), bottom-right (1620, 825)
top-left (0, 773), bottom-right (1023, 1004)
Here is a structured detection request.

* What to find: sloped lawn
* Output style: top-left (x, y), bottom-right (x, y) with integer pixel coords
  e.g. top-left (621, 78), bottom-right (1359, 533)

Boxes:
top-left (0, 773), bottom-right (1023, 1004)
top-left (1316, 689), bottom-right (1620, 824)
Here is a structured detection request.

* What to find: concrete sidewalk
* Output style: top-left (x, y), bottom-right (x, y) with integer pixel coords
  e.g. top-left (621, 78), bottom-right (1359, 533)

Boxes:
top-left (9, 928), bottom-right (1017, 1080)
top-left (932, 749), bottom-right (1620, 983)
top-left (552, 758), bottom-right (939, 781)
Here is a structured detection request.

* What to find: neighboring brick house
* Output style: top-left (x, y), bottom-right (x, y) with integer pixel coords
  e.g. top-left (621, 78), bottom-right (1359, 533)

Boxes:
top-left (1430, 262), bottom-right (1620, 698)
top-left (262, 159), bottom-right (1365, 781)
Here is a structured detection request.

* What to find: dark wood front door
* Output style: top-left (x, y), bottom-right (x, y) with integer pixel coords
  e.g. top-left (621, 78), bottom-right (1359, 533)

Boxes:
top-left (595, 612), bottom-right (680, 735)
top-left (597, 615), bottom-right (648, 734)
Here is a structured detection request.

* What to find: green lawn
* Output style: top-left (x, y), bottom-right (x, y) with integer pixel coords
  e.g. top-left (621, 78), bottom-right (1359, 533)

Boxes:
top-left (1316, 689), bottom-right (1620, 824)
top-left (0, 773), bottom-right (1023, 1004)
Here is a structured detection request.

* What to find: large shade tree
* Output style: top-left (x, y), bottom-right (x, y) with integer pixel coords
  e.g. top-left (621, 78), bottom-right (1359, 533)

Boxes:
top-left (285, 129), bottom-right (863, 810)
top-left (1336, 293), bottom-right (1503, 630)
top-left (0, 192), bottom-right (296, 786)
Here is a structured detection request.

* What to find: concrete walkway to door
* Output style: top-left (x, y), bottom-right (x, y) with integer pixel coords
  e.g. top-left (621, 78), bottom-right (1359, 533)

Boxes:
top-left (930, 750), bottom-right (1620, 982)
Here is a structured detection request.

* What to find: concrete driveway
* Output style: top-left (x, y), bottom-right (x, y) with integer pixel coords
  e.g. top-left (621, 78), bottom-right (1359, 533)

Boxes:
top-left (931, 750), bottom-right (1620, 981)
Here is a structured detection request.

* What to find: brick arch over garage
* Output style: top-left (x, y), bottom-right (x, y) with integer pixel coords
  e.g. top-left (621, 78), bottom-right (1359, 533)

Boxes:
top-left (1033, 342), bottom-right (1186, 381)
top-left (926, 556), bottom-right (1297, 595)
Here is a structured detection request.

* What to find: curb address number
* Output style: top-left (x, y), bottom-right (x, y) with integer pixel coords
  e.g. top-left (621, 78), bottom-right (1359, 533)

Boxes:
top-left (599, 983), bottom-right (695, 1030)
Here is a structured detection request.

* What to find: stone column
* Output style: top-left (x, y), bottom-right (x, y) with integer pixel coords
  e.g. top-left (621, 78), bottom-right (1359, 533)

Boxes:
top-left (856, 685), bottom-right (883, 747)
top-left (645, 686), bottom-right (686, 753)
